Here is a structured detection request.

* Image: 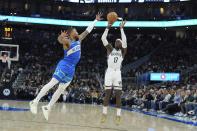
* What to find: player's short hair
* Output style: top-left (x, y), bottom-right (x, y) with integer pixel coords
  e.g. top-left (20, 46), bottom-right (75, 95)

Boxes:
top-left (116, 39), bottom-right (123, 44)
top-left (66, 27), bottom-right (79, 41)
top-left (66, 27), bottom-right (76, 36)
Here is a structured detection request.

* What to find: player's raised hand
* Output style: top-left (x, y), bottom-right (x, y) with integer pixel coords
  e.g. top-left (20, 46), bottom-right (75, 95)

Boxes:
top-left (60, 30), bottom-right (69, 38)
top-left (120, 20), bottom-right (126, 29)
top-left (107, 22), bottom-right (113, 28)
top-left (96, 12), bottom-right (103, 21)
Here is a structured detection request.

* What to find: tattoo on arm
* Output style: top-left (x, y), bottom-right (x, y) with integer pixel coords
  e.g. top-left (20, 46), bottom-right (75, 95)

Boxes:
top-left (105, 44), bottom-right (113, 55)
top-left (62, 39), bottom-right (70, 49)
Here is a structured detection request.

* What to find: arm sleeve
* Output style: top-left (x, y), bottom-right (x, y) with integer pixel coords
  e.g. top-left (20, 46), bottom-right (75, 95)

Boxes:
top-left (101, 28), bottom-right (109, 46)
top-left (86, 19), bottom-right (98, 33)
top-left (120, 28), bottom-right (127, 48)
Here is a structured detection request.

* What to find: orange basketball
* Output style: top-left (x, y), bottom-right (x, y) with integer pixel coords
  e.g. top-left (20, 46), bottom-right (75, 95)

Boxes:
top-left (107, 12), bottom-right (118, 24)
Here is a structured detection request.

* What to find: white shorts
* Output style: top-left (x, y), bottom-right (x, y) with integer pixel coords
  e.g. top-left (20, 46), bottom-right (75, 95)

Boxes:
top-left (104, 68), bottom-right (122, 90)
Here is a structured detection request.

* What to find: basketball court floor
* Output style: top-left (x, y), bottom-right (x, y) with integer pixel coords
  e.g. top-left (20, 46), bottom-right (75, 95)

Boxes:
top-left (0, 100), bottom-right (196, 131)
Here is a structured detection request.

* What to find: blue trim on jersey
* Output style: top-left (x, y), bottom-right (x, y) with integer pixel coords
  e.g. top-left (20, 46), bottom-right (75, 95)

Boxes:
top-left (53, 68), bottom-right (72, 83)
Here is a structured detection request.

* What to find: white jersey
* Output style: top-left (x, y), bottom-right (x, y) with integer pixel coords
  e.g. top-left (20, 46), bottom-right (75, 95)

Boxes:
top-left (107, 48), bottom-right (123, 70)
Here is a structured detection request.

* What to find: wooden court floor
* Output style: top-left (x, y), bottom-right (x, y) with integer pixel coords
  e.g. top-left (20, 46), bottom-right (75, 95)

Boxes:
top-left (0, 100), bottom-right (196, 131)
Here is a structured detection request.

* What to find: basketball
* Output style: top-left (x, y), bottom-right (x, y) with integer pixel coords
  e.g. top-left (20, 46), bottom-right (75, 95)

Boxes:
top-left (107, 12), bottom-right (118, 24)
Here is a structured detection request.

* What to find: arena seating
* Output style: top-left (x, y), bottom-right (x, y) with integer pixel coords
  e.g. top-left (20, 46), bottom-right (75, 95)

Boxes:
top-left (0, 1), bottom-right (193, 21)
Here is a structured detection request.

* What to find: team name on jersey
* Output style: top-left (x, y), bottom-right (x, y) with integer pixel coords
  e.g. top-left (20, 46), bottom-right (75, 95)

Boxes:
top-left (110, 52), bottom-right (122, 57)
top-left (67, 45), bottom-right (80, 56)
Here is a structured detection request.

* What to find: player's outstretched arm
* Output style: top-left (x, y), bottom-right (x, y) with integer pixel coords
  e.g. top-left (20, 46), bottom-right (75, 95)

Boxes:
top-left (120, 20), bottom-right (127, 58)
top-left (101, 23), bottom-right (113, 54)
top-left (79, 12), bottom-right (102, 41)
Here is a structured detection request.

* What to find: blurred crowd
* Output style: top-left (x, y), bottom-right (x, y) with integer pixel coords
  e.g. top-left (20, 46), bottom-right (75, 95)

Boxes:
top-left (0, 0), bottom-right (194, 20)
top-left (0, 27), bottom-right (197, 121)
top-left (122, 84), bottom-right (197, 120)
top-left (133, 34), bottom-right (197, 77)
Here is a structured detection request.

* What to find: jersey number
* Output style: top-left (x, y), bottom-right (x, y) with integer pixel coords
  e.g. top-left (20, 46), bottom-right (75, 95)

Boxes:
top-left (114, 57), bottom-right (118, 63)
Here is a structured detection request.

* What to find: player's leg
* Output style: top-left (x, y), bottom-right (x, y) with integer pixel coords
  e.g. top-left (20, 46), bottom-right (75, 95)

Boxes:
top-left (101, 89), bottom-right (112, 123)
top-left (114, 71), bottom-right (122, 125)
top-left (115, 89), bottom-right (122, 124)
top-left (101, 69), bottom-right (112, 123)
top-left (30, 78), bottom-right (59, 114)
top-left (42, 82), bottom-right (71, 120)
top-left (103, 89), bottom-right (112, 114)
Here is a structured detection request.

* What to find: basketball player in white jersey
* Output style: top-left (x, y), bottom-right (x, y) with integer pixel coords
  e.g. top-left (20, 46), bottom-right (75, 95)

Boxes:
top-left (101, 20), bottom-right (127, 125)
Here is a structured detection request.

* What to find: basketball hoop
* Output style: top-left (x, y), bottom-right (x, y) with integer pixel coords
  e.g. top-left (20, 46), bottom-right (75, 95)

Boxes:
top-left (0, 44), bottom-right (19, 61)
top-left (0, 44), bottom-right (19, 69)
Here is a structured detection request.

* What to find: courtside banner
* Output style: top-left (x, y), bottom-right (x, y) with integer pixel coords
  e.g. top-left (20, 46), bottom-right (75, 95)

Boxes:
top-left (150, 73), bottom-right (180, 81)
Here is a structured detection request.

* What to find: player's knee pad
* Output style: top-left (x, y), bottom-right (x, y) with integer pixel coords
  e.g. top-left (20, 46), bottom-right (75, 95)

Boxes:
top-left (50, 78), bottom-right (59, 85)
top-left (44, 78), bottom-right (59, 89)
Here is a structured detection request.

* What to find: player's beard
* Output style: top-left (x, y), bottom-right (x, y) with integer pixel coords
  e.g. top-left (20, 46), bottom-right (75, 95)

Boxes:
top-left (115, 46), bottom-right (121, 50)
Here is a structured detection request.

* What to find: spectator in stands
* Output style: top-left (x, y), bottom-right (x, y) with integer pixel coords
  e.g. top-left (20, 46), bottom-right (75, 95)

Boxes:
top-left (159, 89), bottom-right (172, 111)
top-left (162, 89), bottom-right (182, 115)
top-left (143, 89), bottom-right (154, 111)
top-left (185, 90), bottom-right (196, 113)
top-left (151, 89), bottom-right (164, 111)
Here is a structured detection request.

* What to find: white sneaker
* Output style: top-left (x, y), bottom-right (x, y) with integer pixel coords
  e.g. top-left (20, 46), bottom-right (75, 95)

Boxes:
top-left (142, 109), bottom-right (147, 111)
top-left (192, 116), bottom-right (197, 120)
top-left (183, 114), bottom-right (188, 117)
top-left (188, 110), bottom-right (194, 115)
top-left (29, 101), bottom-right (38, 114)
top-left (42, 106), bottom-right (51, 121)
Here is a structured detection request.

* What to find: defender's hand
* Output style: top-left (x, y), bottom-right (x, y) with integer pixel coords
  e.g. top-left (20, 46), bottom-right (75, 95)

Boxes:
top-left (96, 12), bottom-right (103, 21)
top-left (120, 20), bottom-right (126, 29)
top-left (60, 30), bottom-right (68, 38)
top-left (107, 22), bottom-right (113, 28)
